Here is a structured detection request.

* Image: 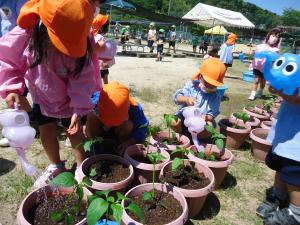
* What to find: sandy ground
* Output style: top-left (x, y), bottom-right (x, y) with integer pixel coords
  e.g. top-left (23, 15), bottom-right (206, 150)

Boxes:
top-left (0, 55), bottom-right (273, 225)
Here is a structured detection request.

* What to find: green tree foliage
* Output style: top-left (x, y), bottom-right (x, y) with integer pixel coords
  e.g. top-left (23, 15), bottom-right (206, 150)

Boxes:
top-left (281, 8), bottom-right (300, 27)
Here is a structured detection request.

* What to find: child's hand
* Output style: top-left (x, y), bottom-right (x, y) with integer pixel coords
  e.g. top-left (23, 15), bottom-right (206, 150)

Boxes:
top-left (67, 113), bottom-right (81, 135)
top-left (186, 97), bottom-right (196, 106)
top-left (5, 92), bottom-right (21, 109)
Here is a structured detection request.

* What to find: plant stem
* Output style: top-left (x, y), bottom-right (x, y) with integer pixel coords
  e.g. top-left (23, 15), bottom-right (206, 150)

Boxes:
top-left (152, 164), bottom-right (155, 198)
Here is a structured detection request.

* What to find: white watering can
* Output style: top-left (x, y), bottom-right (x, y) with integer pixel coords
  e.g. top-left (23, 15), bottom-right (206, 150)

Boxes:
top-left (0, 106), bottom-right (37, 176)
top-left (182, 106), bottom-right (206, 152)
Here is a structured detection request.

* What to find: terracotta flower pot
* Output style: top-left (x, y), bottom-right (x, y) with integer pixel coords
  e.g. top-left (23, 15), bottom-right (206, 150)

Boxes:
top-left (149, 131), bottom-right (190, 153)
top-left (78, 154), bottom-right (134, 193)
top-left (218, 118), bottom-right (251, 149)
top-left (17, 185), bottom-right (92, 225)
top-left (187, 145), bottom-right (234, 189)
top-left (121, 183), bottom-right (188, 225)
top-left (243, 106), bottom-right (270, 122)
top-left (124, 144), bottom-right (170, 185)
top-left (260, 121), bottom-right (273, 130)
top-left (250, 128), bottom-right (272, 163)
top-left (229, 113), bottom-right (261, 129)
top-left (160, 160), bottom-right (215, 218)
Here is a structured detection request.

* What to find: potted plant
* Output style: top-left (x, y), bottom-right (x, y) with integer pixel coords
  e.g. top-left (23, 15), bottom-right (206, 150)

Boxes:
top-left (160, 147), bottom-right (215, 218)
top-left (230, 111), bottom-right (260, 129)
top-left (87, 189), bottom-right (144, 225)
top-left (187, 125), bottom-right (234, 188)
top-left (78, 153), bottom-right (134, 193)
top-left (124, 141), bottom-right (170, 185)
top-left (249, 128), bottom-right (272, 162)
top-left (121, 152), bottom-right (189, 225)
top-left (260, 120), bottom-right (273, 130)
top-left (243, 105), bottom-right (270, 122)
top-left (17, 172), bottom-right (92, 225)
top-left (219, 116), bottom-right (252, 149)
top-left (149, 115), bottom-right (190, 152)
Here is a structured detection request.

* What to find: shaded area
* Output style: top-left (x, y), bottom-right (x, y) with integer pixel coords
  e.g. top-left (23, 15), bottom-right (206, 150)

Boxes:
top-left (219, 172), bottom-right (237, 189)
top-left (0, 157), bottom-right (16, 176)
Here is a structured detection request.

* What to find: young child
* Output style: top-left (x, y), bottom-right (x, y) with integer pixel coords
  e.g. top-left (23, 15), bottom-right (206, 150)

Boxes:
top-left (248, 28), bottom-right (281, 100)
top-left (171, 58), bottom-right (226, 139)
top-left (168, 25), bottom-right (176, 53)
top-left (256, 87), bottom-right (300, 225)
top-left (147, 22), bottom-right (156, 53)
top-left (192, 36), bottom-right (199, 53)
top-left (85, 82), bottom-right (149, 155)
top-left (156, 28), bottom-right (165, 61)
top-left (0, 0), bottom-right (98, 188)
top-left (92, 14), bottom-right (117, 84)
top-left (219, 33), bottom-right (237, 68)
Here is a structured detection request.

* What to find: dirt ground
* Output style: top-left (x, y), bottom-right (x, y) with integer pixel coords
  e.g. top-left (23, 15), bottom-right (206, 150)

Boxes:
top-left (0, 55), bottom-right (274, 225)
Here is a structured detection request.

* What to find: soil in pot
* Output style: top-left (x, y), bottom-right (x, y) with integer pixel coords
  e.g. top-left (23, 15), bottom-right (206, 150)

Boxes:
top-left (88, 160), bottom-right (130, 183)
top-left (256, 133), bottom-right (268, 140)
top-left (127, 190), bottom-right (183, 225)
top-left (154, 135), bottom-right (182, 145)
top-left (249, 108), bottom-right (268, 116)
top-left (164, 165), bottom-right (210, 189)
top-left (26, 194), bottom-right (86, 225)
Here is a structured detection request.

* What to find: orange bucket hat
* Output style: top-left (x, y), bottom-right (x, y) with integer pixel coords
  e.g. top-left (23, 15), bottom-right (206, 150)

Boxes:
top-left (192, 58), bottom-right (226, 87)
top-left (17, 0), bottom-right (94, 58)
top-left (226, 33), bottom-right (237, 45)
top-left (92, 14), bottom-right (109, 35)
top-left (98, 82), bottom-right (137, 127)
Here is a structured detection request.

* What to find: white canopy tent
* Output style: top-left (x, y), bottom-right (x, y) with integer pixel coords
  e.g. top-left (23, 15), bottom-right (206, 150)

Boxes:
top-left (183, 3), bottom-right (255, 29)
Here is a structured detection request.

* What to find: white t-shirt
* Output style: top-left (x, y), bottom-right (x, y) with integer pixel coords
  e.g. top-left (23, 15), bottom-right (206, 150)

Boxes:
top-left (170, 31), bottom-right (176, 41)
top-left (148, 29), bottom-right (156, 41)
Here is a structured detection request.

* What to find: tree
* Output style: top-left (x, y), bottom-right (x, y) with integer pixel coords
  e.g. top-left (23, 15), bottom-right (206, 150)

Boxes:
top-left (281, 8), bottom-right (300, 27)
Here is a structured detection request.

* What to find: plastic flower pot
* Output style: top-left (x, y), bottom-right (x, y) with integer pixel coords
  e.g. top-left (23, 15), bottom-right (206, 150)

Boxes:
top-left (249, 128), bottom-right (272, 163)
top-left (229, 113), bottom-right (261, 129)
top-left (187, 145), bottom-right (234, 189)
top-left (243, 106), bottom-right (270, 122)
top-left (17, 185), bottom-right (92, 225)
top-left (160, 160), bottom-right (215, 218)
top-left (218, 118), bottom-right (251, 149)
top-left (121, 183), bottom-right (188, 225)
top-left (260, 121), bottom-right (273, 130)
top-left (150, 131), bottom-right (190, 157)
top-left (124, 144), bottom-right (170, 185)
top-left (78, 154), bottom-right (134, 193)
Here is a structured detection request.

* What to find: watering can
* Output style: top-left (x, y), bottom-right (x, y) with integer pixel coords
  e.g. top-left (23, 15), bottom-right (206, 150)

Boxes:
top-left (0, 107), bottom-right (37, 176)
top-left (182, 106), bottom-right (206, 152)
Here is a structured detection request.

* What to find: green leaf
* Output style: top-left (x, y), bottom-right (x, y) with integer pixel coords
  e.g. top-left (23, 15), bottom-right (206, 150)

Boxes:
top-left (171, 131), bottom-right (177, 140)
top-left (87, 198), bottom-right (109, 225)
top-left (216, 133), bottom-right (226, 139)
top-left (50, 211), bottom-right (63, 222)
top-left (164, 114), bottom-right (173, 127)
top-left (89, 168), bottom-right (97, 177)
top-left (142, 191), bottom-right (152, 201)
top-left (147, 152), bottom-right (165, 164)
top-left (172, 157), bottom-right (183, 171)
top-left (83, 140), bottom-right (94, 152)
top-left (209, 155), bottom-right (216, 161)
top-left (126, 203), bottom-right (144, 222)
top-left (215, 139), bottom-right (224, 151)
top-left (171, 147), bottom-right (184, 155)
top-left (111, 203), bottom-right (124, 224)
top-left (205, 125), bottom-right (215, 134)
top-left (96, 189), bottom-right (111, 198)
top-left (66, 214), bottom-right (74, 225)
top-left (48, 172), bottom-right (76, 187)
top-left (116, 192), bottom-right (129, 202)
top-left (198, 151), bottom-right (205, 159)
top-left (87, 195), bottom-right (98, 205)
top-left (76, 186), bottom-right (84, 203)
top-left (82, 176), bottom-right (93, 186)
top-left (72, 204), bottom-right (81, 214)
top-left (107, 196), bottom-right (115, 203)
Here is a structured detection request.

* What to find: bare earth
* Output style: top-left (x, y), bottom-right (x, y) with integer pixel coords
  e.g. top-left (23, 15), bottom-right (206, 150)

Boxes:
top-left (0, 55), bottom-right (274, 225)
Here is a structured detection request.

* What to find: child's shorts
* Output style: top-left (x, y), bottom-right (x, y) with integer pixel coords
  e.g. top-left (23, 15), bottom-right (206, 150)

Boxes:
top-left (265, 151), bottom-right (300, 186)
top-left (100, 69), bottom-right (109, 78)
top-left (169, 41), bottom-right (175, 47)
top-left (157, 44), bottom-right (164, 53)
top-left (253, 69), bottom-right (264, 78)
top-left (32, 104), bottom-right (87, 127)
top-left (148, 40), bottom-right (154, 47)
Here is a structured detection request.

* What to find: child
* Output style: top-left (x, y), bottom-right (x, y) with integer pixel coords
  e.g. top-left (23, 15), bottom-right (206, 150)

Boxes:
top-left (85, 82), bottom-right (149, 155)
top-left (171, 58), bottom-right (226, 139)
top-left (248, 28), bottom-right (281, 100)
top-left (147, 22), bottom-right (156, 53)
top-left (256, 87), bottom-right (300, 225)
top-left (219, 33), bottom-right (237, 68)
top-left (156, 28), bottom-right (165, 61)
top-left (120, 27), bottom-right (127, 51)
top-left (0, 0), bottom-right (98, 188)
top-left (92, 14), bottom-right (117, 84)
top-left (192, 36), bottom-right (199, 53)
top-left (168, 25), bottom-right (176, 53)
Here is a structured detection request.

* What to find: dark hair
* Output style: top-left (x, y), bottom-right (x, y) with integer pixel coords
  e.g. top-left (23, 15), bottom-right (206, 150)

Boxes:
top-left (99, 20), bottom-right (109, 35)
top-left (265, 28), bottom-right (281, 46)
top-left (29, 21), bottom-right (92, 77)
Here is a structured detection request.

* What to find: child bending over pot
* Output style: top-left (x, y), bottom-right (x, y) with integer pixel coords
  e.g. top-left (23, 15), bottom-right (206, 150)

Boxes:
top-left (85, 82), bottom-right (149, 155)
top-left (171, 58), bottom-right (226, 140)
top-left (256, 86), bottom-right (300, 225)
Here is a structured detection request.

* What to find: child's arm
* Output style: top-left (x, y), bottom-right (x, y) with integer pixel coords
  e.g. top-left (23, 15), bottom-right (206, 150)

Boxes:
top-left (0, 27), bottom-right (29, 107)
top-left (173, 81), bottom-right (195, 106)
